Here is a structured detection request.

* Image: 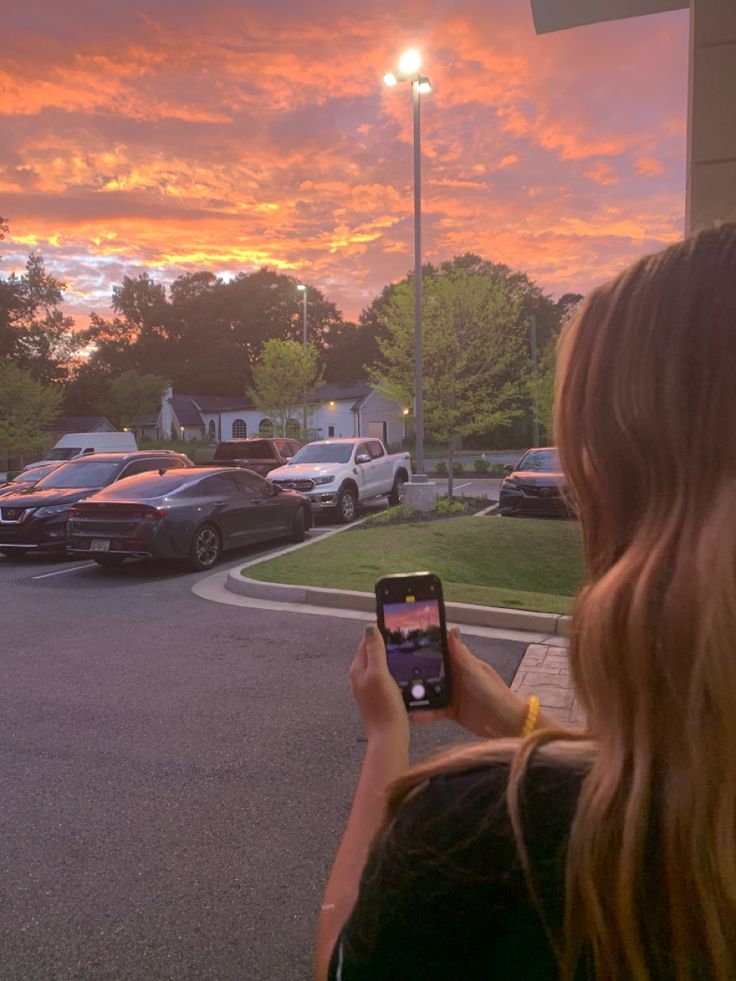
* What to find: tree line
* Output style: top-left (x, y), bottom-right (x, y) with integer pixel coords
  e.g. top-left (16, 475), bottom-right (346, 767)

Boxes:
top-left (0, 214), bottom-right (581, 461)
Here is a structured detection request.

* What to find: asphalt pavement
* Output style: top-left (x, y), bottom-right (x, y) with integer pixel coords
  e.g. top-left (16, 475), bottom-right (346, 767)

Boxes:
top-left (0, 511), bottom-right (523, 981)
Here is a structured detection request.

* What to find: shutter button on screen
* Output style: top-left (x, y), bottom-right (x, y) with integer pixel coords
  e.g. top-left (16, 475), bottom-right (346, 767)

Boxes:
top-left (411, 683), bottom-right (426, 700)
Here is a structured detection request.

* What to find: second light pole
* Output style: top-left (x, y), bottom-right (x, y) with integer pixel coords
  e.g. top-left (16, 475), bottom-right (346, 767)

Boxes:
top-left (297, 283), bottom-right (308, 436)
top-left (384, 49), bottom-right (431, 477)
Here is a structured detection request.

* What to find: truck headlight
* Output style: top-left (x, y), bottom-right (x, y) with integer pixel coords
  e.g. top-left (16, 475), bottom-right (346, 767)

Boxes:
top-left (312, 476), bottom-right (335, 486)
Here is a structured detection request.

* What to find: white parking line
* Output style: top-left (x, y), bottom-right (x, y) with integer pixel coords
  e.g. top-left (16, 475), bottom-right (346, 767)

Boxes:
top-left (453, 482), bottom-right (471, 491)
top-left (31, 563), bottom-right (96, 580)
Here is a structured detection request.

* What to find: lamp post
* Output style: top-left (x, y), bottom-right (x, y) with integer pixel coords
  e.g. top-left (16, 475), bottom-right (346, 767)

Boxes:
top-left (384, 49), bottom-right (431, 478)
top-left (297, 284), bottom-right (308, 436)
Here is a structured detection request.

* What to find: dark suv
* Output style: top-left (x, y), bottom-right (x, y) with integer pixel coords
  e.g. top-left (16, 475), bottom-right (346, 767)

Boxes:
top-left (212, 437), bottom-right (302, 477)
top-left (0, 451), bottom-right (193, 556)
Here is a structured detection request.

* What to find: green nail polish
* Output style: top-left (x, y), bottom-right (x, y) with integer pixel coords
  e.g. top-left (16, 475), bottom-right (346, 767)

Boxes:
top-left (366, 626), bottom-right (376, 637)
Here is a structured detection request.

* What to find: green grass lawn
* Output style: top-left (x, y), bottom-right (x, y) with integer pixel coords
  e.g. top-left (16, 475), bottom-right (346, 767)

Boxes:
top-left (245, 515), bottom-right (584, 614)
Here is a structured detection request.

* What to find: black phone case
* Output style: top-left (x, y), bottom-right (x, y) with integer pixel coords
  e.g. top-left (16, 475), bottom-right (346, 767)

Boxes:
top-left (375, 571), bottom-right (452, 712)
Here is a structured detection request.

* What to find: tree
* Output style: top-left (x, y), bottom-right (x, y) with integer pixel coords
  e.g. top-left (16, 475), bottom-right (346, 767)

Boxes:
top-left (0, 252), bottom-right (80, 384)
top-left (372, 262), bottom-right (531, 495)
top-left (249, 339), bottom-right (324, 437)
top-left (0, 363), bottom-right (62, 459)
top-left (106, 371), bottom-right (170, 430)
top-left (528, 293), bottom-right (584, 440)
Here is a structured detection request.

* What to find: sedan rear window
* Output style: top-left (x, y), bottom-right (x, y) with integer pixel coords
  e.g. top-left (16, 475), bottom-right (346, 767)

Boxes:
top-left (34, 460), bottom-right (121, 489)
top-left (92, 471), bottom-right (197, 498)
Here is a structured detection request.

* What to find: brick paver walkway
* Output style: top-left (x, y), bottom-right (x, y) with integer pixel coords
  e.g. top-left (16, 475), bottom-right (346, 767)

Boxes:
top-left (511, 640), bottom-right (585, 728)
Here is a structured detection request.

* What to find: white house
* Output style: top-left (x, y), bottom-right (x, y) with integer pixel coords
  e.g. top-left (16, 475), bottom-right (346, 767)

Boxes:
top-left (137, 381), bottom-right (408, 448)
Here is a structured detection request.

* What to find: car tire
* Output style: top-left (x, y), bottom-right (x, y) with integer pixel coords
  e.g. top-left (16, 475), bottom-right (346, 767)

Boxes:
top-left (92, 554), bottom-right (125, 567)
top-left (336, 487), bottom-right (357, 524)
top-left (388, 472), bottom-right (407, 507)
top-left (188, 523), bottom-right (222, 571)
top-left (290, 507), bottom-right (306, 542)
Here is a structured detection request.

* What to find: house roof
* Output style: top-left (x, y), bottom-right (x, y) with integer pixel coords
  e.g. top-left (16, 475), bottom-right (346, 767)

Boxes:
top-left (171, 395), bottom-right (208, 427)
top-left (312, 380), bottom-right (372, 404)
top-left (189, 394), bottom-right (255, 412)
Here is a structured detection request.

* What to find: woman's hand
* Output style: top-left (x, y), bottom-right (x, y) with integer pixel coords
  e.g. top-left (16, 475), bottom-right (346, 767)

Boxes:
top-left (350, 626), bottom-right (410, 749)
top-left (414, 627), bottom-right (528, 738)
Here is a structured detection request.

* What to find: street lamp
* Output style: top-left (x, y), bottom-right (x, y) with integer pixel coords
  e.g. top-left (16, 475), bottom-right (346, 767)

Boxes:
top-left (297, 284), bottom-right (308, 436)
top-left (383, 48), bottom-right (431, 477)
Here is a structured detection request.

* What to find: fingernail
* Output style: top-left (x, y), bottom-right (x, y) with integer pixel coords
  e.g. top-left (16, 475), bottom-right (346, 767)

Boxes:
top-left (365, 626), bottom-right (376, 637)
top-left (451, 626), bottom-right (460, 638)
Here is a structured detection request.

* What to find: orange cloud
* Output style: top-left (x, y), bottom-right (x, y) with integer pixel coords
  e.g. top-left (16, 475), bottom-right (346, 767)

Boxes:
top-left (1, 0), bottom-right (689, 323)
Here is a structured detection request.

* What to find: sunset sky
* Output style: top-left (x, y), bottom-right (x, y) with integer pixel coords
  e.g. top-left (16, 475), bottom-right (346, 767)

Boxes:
top-left (1, 0), bottom-right (688, 325)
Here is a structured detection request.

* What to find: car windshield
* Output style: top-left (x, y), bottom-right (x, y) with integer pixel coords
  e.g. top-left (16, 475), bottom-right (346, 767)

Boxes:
top-left (14, 465), bottom-right (56, 483)
top-left (46, 447), bottom-right (81, 461)
top-left (216, 440), bottom-right (273, 460)
top-left (517, 449), bottom-right (561, 472)
top-left (34, 460), bottom-right (120, 489)
top-left (290, 444), bottom-right (353, 464)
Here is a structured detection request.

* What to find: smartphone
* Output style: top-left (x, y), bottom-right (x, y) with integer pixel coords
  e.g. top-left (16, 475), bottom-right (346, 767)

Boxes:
top-left (375, 571), bottom-right (452, 712)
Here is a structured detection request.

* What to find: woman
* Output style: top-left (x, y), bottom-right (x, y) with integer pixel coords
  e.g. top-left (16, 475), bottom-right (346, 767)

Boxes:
top-left (315, 223), bottom-right (736, 980)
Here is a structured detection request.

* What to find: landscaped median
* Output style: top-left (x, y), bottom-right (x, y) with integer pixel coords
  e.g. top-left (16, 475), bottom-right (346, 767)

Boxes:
top-left (231, 514), bottom-right (583, 631)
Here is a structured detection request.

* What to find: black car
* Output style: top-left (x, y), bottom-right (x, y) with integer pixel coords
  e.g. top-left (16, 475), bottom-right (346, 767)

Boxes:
top-left (0, 451), bottom-right (193, 556)
top-left (66, 466), bottom-right (313, 570)
top-left (498, 447), bottom-right (572, 517)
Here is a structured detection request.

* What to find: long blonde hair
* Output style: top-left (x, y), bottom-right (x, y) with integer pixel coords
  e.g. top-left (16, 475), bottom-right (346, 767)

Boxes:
top-left (387, 223), bottom-right (736, 979)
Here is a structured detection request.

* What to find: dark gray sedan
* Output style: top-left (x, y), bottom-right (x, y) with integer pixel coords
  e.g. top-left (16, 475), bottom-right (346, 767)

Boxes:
top-left (66, 466), bottom-right (313, 570)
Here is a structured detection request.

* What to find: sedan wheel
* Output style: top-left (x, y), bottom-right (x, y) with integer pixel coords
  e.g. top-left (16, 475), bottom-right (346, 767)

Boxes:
top-left (189, 523), bottom-right (222, 571)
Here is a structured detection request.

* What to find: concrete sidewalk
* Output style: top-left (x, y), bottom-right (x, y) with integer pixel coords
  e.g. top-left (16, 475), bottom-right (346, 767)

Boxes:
top-left (511, 641), bottom-right (583, 728)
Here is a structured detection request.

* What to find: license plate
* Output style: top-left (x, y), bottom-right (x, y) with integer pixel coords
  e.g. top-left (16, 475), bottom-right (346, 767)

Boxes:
top-left (90, 539), bottom-right (110, 552)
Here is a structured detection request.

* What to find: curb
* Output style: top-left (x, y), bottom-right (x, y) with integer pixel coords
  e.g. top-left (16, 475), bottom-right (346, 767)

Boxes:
top-left (226, 567), bottom-right (571, 636)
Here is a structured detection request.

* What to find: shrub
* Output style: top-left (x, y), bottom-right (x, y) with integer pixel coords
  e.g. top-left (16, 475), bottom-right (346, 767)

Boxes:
top-left (473, 458), bottom-right (490, 473)
top-left (435, 461), bottom-right (448, 474)
top-left (452, 462), bottom-right (464, 475)
top-left (436, 496), bottom-right (467, 516)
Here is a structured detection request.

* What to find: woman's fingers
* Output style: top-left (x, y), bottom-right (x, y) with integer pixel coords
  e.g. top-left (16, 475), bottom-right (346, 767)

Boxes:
top-left (362, 625), bottom-right (387, 672)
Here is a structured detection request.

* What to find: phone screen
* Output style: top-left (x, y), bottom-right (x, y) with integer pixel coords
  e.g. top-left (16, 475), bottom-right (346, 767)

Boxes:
top-left (376, 573), bottom-right (451, 711)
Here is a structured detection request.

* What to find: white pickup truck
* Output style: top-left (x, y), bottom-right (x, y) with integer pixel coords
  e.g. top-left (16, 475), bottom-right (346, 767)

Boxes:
top-left (268, 438), bottom-right (411, 523)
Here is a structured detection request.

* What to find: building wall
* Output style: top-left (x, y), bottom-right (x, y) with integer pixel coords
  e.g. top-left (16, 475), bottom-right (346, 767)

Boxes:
top-left (357, 390), bottom-right (407, 447)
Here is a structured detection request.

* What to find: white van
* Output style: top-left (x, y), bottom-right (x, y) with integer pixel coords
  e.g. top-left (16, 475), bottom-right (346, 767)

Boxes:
top-left (24, 432), bottom-right (138, 469)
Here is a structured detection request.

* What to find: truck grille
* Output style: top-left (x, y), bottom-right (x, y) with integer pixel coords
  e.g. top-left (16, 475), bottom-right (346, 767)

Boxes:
top-left (272, 479), bottom-right (315, 492)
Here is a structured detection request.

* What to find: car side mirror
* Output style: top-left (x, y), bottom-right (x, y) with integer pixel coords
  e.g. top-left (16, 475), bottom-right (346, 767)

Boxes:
top-left (356, 453), bottom-right (371, 465)
top-left (283, 456), bottom-right (292, 463)
top-left (272, 483), bottom-right (282, 494)
top-left (503, 464), bottom-right (514, 474)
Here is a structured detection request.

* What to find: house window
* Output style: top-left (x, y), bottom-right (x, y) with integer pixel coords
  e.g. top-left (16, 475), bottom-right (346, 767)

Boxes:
top-left (328, 425), bottom-right (335, 438)
top-left (207, 420), bottom-right (216, 441)
top-left (259, 418), bottom-right (274, 436)
top-left (285, 418), bottom-right (300, 438)
top-left (232, 419), bottom-right (247, 438)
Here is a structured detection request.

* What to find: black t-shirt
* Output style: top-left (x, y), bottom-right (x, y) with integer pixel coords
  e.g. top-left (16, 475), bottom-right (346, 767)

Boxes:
top-left (328, 753), bottom-right (590, 980)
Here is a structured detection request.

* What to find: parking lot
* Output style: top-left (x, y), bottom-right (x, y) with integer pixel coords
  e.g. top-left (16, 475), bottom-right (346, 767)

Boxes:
top-left (1, 481), bottom-right (519, 981)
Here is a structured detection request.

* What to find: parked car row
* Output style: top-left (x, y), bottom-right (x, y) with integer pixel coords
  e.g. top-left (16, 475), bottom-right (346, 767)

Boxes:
top-left (0, 450), bottom-right (313, 571)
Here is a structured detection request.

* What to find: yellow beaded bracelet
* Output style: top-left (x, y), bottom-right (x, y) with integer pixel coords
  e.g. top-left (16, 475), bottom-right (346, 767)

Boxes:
top-left (521, 695), bottom-right (540, 737)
